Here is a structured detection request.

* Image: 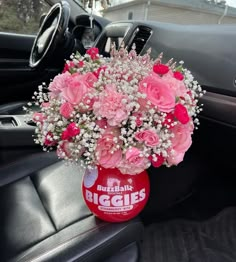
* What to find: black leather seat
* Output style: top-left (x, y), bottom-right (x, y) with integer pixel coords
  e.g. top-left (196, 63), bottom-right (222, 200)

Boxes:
top-left (0, 153), bottom-right (144, 262)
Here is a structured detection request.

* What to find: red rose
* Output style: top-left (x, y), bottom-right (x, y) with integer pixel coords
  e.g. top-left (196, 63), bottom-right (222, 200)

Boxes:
top-left (78, 61), bottom-right (84, 67)
top-left (174, 103), bottom-right (190, 124)
top-left (148, 154), bottom-right (165, 168)
top-left (93, 66), bottom-right (107, 78)
top-left (67, 122), bottom-right (80, 137)
top-left (61, 130), bottom-right (71, 140)
top-left (61, 123), bottom-right (80, 140)
top-left (86, 47), bottom-right (99, 60)
top-left (163, 113), bottom-right (175, 128)
top-left (44, 132), bottom-right (57, 146)
top-left (62, 61), bottom-right (75, 73)
top-left (153, 64), bottom-right (169, 75)
top-left (173, 71), bottom-right (184, 81)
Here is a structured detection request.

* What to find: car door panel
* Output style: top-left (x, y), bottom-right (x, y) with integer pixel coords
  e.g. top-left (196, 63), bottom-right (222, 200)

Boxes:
top-left (0, 32), bottom-right (34, 60)
top-left (200, 91), bottom-right (236, 127)
top-left (0, 33), bottom-right (58, 104)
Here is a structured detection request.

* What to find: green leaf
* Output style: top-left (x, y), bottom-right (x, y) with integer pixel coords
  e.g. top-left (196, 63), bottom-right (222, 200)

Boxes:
top-left (175, 65), bottom-right (183, 72)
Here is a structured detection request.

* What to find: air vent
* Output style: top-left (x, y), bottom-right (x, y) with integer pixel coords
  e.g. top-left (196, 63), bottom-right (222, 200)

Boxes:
top-left (128, 26), bottom-right (152, 54)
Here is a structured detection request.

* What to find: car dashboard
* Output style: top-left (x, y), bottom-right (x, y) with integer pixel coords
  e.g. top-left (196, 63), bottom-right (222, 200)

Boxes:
top-left (71, 14), bottom-right (236, 128)
top-left (74, 15), bottom-right (236, 99)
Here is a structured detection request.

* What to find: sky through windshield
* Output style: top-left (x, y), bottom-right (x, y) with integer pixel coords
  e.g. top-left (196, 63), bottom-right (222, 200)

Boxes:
top-left (226, 0), bottom-right (236, 7)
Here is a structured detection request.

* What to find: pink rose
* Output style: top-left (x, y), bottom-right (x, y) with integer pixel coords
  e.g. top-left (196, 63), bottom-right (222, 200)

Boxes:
top-left (167, 151), bottom-right (185, 166)
top-left (60, 102), bottom-right (74, 119)
top-left (32, 112), bottom-right (45, 124)
top-left (57, 141), bottom-right (85, 159)
top-left (80, 72), bottom-right (97, 88)
top-left (48, 72), bottom-right (71, 97)
top-left (95, 118), bottom-right (108, 129)
top-left (132, 112), bottom-right (143, 127)
top-left (57, 141), bottom-right (72, 158)
top-left (80, 90), bottom-right (97, 112)
top-left (139, 74), bottom-right (175, 113)
top-left (171, 123), bottom-right (192, 152)
top-left (62, 74), bottom-right (88, 105)
top-left (167, 123), bottom-right (193, 165)
top-left (93, 84), bottom-right (131, 126)
top-left (96, 128), bottom-right (122, 169)
top-left (135, 130), bottom-right (159, 147)
top-left (163, 71), bottom-right (187, 97)
top-left (118, 147), bottom-right (150, 175)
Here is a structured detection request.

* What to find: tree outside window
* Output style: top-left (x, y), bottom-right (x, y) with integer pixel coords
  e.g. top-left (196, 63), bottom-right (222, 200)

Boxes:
top-left (0, 0), bottom-right (50, 34)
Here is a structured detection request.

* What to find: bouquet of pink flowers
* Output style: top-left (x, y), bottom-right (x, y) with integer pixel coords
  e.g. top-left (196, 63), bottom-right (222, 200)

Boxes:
top-left (29, 44), bottom-right (204, 175)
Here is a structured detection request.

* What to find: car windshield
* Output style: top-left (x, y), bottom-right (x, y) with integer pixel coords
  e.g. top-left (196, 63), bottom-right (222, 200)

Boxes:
top-left (75, 0), bottom-right (236, 24)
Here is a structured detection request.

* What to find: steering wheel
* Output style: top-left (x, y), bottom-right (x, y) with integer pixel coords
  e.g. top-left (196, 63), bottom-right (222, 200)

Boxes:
top-left (29, 1), bottom-right (70, 68)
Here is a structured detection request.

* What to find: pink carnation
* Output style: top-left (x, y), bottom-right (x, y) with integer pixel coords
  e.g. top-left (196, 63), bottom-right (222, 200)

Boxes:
top-left (135, 130), bottom-right (160, 147)
top-left (139, 74), bottom-right (175, 113)
top-left (93, 84), bottom-right (131, 126)
top-left (96, 128), bottom-right (122, 169)
top-left (118, 147), bottom-right (150, 175)
top-left (48, 72), bottom-right (71, 97)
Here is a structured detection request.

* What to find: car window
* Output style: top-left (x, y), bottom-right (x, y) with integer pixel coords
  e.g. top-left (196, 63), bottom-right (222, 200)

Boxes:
top-left (79, 0), bottom-right (236, 25)
top-left (0, 0), bottom-right (51, 35)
